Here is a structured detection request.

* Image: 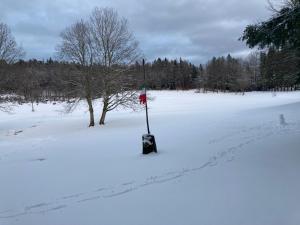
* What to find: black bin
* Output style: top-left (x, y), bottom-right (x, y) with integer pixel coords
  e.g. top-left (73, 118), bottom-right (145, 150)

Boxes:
top-left (142, 134), bottom-right (157, 154)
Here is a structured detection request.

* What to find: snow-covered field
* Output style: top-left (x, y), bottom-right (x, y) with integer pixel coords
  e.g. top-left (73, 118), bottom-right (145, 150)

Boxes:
top-left (1, 91), bottom-right (300, 225)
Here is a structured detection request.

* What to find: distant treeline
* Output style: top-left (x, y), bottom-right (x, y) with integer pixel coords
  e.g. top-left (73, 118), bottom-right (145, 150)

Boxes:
top-left (1, 48), bottom-right (299, 102)
top-left (142, 48), bottom-right (299, 92)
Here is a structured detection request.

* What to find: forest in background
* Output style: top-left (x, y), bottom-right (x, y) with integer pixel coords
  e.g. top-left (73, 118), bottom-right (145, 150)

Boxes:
top-left (1, 48), bottom-right (299, 100)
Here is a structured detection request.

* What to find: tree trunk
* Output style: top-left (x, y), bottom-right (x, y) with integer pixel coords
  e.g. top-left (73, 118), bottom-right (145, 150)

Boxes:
top-left (31, 101), bottom-right (35, 112)
top-left (86, 97), bottom-right (95, 127)
top-left (99, 108), bottom-right (107, 125)
top-left (99, 97), bottom-right (109, 125)
top-left (84, 70), bottom-right (94, 127)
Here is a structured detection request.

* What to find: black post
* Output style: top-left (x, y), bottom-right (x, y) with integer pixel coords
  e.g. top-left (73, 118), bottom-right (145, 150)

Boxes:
top-left (142, 59), bottom-right (157, 154)
top-left (143, 59), bottom-right (150, 134)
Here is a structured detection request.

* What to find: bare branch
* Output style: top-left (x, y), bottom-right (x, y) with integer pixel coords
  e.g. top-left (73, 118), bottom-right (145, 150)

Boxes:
top-left (0, 22), bottom-right (25, 63)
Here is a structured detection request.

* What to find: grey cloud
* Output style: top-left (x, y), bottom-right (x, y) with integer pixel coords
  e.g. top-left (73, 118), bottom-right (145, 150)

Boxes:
top-left (128, 0), bottom-right (271, 63)
top-left (0, 0), bottom-right (271, 64)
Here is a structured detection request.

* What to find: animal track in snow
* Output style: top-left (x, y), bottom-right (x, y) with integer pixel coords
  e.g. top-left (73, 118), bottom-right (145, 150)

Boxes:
top-left (1, 120), bottom-right (299, 220)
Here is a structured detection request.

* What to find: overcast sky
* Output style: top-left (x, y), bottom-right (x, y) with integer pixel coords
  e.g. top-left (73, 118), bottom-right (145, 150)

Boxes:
top-left (0, 0), bottom-right (272, 64)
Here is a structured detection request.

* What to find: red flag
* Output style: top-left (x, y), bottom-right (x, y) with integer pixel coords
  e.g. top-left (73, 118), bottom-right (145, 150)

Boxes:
top-left (139, 89), bottom-right (147, 104)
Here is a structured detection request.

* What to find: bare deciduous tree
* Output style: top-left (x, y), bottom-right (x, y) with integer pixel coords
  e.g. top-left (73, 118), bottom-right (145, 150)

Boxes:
top-left (0, 22), bottom-right (24, 63)
top-left (90, 7), bottom-right (141, 125)
top-left (57, 20), bottom-right (96, 127)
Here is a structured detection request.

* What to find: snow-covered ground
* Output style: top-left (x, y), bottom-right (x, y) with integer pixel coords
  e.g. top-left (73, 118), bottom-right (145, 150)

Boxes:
top-left (1, 91), bottom-right (300, 225)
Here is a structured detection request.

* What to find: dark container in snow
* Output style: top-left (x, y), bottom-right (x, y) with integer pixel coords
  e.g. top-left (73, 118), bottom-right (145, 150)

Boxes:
top-left (142, 134), bottom-right (157, 154)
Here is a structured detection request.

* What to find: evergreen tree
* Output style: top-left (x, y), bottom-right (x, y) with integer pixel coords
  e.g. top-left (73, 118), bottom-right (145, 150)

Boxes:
top-left (241, 0), bottom-right (300, 84)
